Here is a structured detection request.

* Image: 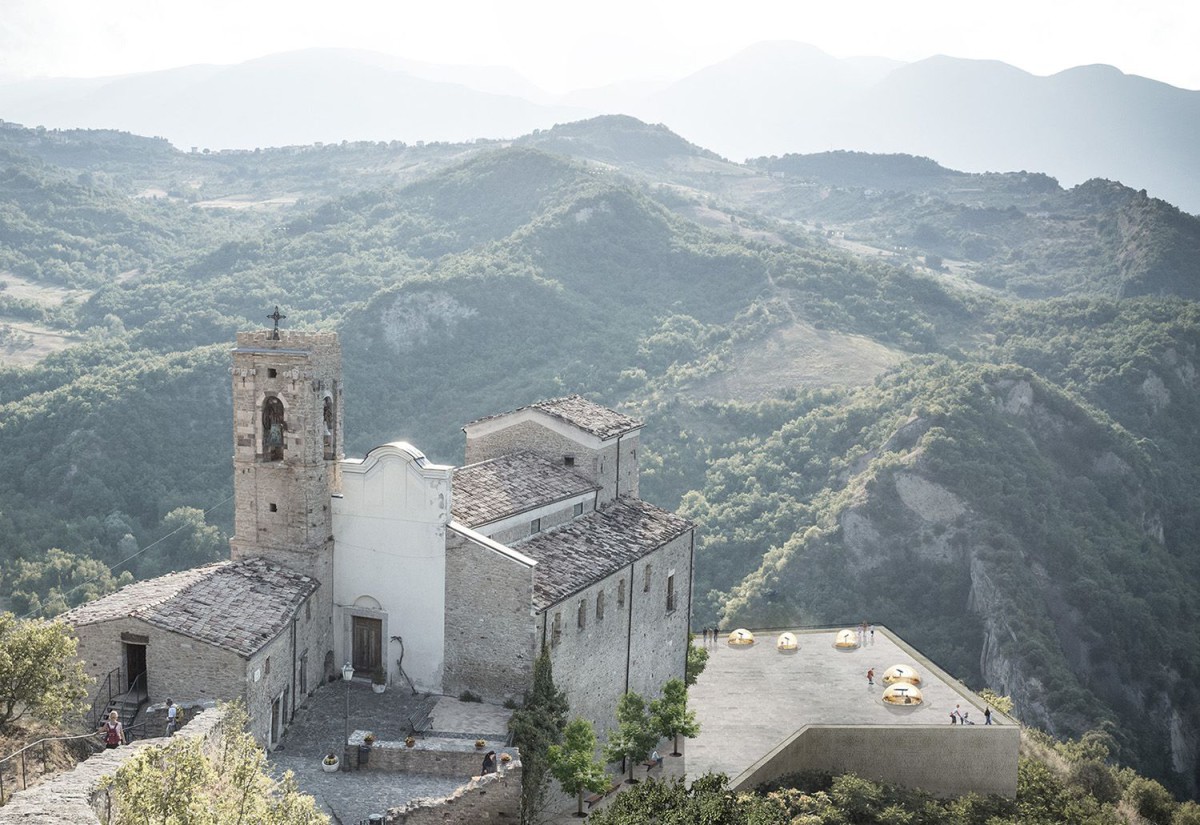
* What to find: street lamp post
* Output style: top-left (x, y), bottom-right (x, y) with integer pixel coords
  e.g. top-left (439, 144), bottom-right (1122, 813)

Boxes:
top-left (342, 663), bottom-right (355, 764)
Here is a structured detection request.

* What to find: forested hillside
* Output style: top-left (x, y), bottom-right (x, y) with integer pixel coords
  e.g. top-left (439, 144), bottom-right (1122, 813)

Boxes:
top-left (1, 117), bottom-right (1199, 797)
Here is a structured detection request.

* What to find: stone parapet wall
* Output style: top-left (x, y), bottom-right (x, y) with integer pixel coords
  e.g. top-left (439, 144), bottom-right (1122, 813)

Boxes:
top-left (0, 707), bottom-right (226, 825)
top-left (350, 741), bottom-right (517, 779)
top-left (386, 765), bottom-right (522, 824)
top-left (731, 724), bottom-right (1020, 798)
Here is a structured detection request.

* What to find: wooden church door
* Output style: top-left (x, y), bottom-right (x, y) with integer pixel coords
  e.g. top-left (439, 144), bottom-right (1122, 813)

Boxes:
top-left (352, 616), bottom-right (382, 675)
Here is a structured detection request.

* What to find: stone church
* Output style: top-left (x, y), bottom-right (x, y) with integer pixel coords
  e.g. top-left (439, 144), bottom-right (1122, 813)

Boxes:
top-left (66, 327), bottom-right (694, 745)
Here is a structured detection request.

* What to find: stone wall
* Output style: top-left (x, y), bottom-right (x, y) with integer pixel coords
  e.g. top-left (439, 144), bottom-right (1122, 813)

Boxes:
top-left (543, 528), bottom-right (693, 741)
top-left (731, 724), bottom-right (1021, 798)
top-left (0, 707), bottom-right (226, 825)
top-left (626, 530), bottom-right (693, 702)
top-left (387, 765), bottom-right (522, 825)
top-left (443, 529), bottom-right (537, 704)
top-left (243, 599), bottom-right (326, 746)
top-left (74, 617), bottom-right (245, 718)
top-left (352, 741), bottom-right (518, 778)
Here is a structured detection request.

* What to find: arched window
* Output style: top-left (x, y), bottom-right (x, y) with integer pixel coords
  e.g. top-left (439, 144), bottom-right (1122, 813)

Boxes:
top-left (323, 395), bottom-right (336, 460)
top-left (262, 396), bottom-right (286, 461)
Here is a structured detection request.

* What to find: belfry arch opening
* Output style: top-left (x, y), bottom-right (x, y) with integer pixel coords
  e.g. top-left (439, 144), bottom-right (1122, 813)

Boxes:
top-left (262, 396), bottom-right (286, 461)
top-left (323, 395), bottom-right (336, 460)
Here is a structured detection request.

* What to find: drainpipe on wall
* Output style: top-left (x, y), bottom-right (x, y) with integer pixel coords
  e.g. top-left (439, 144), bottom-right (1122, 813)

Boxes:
top-left (624, 561), bottom-right (634, 696)
top-left (685, 529), bottom-right (695, 679)
top-left (290, 613), bottom-right (298, 724)
top-left (615, 434), bottom-right (622, 499)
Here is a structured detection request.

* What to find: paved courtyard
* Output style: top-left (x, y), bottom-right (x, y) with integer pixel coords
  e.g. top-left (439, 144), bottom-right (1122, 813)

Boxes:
top-left (269, 679), bottom-right (512, 824)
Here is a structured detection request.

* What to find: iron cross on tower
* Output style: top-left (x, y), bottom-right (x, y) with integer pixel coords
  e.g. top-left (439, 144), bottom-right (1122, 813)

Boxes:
top-left (267, 306), bottom-right (287, 340)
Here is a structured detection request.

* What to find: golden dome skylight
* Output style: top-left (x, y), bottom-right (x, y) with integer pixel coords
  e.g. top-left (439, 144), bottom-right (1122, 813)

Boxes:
top-left (882, 682), bottom-right (923, 706)
top-left (835, 629), bottom-right (859, 649)
top-left (727, 628), bottom-right (755, 646)
top-left (776, 632), bottom-right (798, 651)
top-left (883, 664), bottom-right (922, 685)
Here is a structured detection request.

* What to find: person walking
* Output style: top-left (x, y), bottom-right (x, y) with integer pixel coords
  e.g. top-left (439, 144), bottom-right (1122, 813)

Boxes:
top-left (101, 711), bottom-right (124, 748)
top-left (984, 706), bottom-right (992, 725)
top-left (866, 668), bottom-right (875, 686)
top-left (481, 750), bottom-right (497, 776)
top-left (165, 699), bottom-right (178, 736)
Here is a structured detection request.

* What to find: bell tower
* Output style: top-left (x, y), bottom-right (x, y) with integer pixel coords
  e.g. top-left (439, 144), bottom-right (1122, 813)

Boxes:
top-left (229, 324), bottom-right (343, 585)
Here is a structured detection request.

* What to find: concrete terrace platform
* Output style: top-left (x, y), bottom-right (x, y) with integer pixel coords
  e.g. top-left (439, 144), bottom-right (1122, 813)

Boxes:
top-left (686, 626), bottom-right (1019, 797)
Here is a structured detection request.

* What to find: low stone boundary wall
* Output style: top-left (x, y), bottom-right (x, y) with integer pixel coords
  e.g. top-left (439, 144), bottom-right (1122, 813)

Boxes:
top-left (731, 723), bottom-right (1020, 798)
top-left (346, 733), bottom-right (518, 780)
top-left (0, 707), bottom-right (225, 825)
top-left (386, 765), bottom-right (522, 824)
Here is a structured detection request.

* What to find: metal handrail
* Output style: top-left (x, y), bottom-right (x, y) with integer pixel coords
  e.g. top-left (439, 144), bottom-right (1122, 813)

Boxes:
top-left (0, 730), bottom-right (106, 805)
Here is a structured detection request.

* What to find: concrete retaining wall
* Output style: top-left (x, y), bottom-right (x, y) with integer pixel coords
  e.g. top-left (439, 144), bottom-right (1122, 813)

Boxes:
top-left (732, 723), bottom-right (1020, 798)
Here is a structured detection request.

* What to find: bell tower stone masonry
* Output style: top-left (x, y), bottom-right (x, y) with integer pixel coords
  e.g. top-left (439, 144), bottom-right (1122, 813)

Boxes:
top-left (230, 329), bottom-right (342, 575)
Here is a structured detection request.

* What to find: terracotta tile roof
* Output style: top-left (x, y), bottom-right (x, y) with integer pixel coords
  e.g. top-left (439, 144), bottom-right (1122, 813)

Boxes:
top-left (519, 498), bottom-right (692, 610)
top-left (62, 559), bottom-right (318, 658)
top-left (467, 395), bottom-right (642, 440)
top-left (452, 451), bottom-right (597, 527)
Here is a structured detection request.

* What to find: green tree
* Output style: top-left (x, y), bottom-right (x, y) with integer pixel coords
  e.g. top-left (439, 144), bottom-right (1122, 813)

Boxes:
top-left (976, 688), bottom-right (1013, 716)
top-left (650, 677), bottom-right (699, 756)
top-left (1124, 776), bottom-right (1176, 824)
top-left (686, 634), bottom-right (709, 687)
top-left (548, 717), bottom-right (610, 817)
top-left (508, 645), bottom-right (569, 825)
top-left (137, 507), bottom-right (226, 577)
top-left (1174, 801), bottom-right (1200, 825)
top-left (0, 614), bottom-right (90, 730)
top-left (101, 703), bottom-right (324, 825)
top-left (5, 547), bottom-right (134, 617)
top-left (603, 692), bottom-right (660, 784)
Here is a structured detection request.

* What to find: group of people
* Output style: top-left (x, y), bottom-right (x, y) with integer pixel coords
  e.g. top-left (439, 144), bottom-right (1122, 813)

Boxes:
top-left (949, 703), bottom-right (993, 725)
top-left (98, 698), bottom-right (180, 748)
top-left (699, 626), bottom-right (722, 646)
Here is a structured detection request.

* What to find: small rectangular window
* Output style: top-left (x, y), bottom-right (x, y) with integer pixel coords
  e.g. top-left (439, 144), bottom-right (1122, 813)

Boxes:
top-left (269, 503), bottom-right (278, 512)
top-left (305, 600), bottom-right (311, 621)
top-left (530, 518), bottom-right (541, 535)
top-left (551, 612), bottom-right (562, 646)
top-left (564, 455), bottom-right (575, 467)
top-left (577, 599), bottom-right (586, 629)
top-left (644, 564), bottom-right (652, 592)
top-left (596, 591), bottom-right (605, 620)
top-left (573, 502), bottom-right (584, 517)
top-left (617, 579), bottom-right (626, 608)
top-left (267, 368), bottom-right (277, 378)
top-left (264, 657), bottom-right (271, 675)
top-left (666, 574), bottom-right (676, 613)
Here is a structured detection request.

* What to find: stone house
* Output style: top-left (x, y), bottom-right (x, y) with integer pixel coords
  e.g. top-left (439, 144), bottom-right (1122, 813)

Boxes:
top-left (68, 327), bottom-right (694, 745)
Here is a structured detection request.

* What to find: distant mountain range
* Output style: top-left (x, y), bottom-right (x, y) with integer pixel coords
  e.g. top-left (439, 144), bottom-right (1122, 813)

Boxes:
top-left (0, 42), bottom-right (1197, 212)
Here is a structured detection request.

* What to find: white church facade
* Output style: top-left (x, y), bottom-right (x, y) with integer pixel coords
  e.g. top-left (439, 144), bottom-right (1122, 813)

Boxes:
top-left (67, 327), bottom-right (694, 745)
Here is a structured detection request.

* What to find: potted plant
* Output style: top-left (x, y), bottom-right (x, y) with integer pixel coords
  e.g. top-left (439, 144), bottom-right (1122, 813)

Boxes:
top-left (500, 753), bottom-right (512, 766)
top-left (372, 668), bottom-right (387, 694)
top-left (475, 739), bottom-right (486, 750)
top-left (363, 732), bottom-right (377, 746)
top-left (405, 736), bottom-right (416, 748)
top-left (322, 752), bottom-right (340, 773)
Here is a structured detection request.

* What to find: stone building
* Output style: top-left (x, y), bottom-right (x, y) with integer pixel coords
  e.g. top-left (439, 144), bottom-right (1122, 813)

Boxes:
top-left (68, 327), bottom-right (693, 745)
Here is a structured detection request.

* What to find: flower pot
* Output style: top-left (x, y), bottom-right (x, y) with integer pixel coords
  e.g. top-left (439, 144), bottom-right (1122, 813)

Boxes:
top-left (372, 683), bottom-right (386, 694)
top-left (405, 738), bottom-right (416, 748)
top-left (322, 759), bottom-right (339, 773)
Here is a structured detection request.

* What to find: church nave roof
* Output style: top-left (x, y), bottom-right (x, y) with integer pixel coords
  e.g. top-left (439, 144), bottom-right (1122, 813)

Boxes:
top-left (519, 497), bottom-right (692, 609)
top-left (452, 451), bottom-right (597, 527)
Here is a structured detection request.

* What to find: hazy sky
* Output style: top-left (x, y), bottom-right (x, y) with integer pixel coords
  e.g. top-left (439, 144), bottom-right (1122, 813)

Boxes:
top-left (1, 0), bottom-right (1197, 93)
